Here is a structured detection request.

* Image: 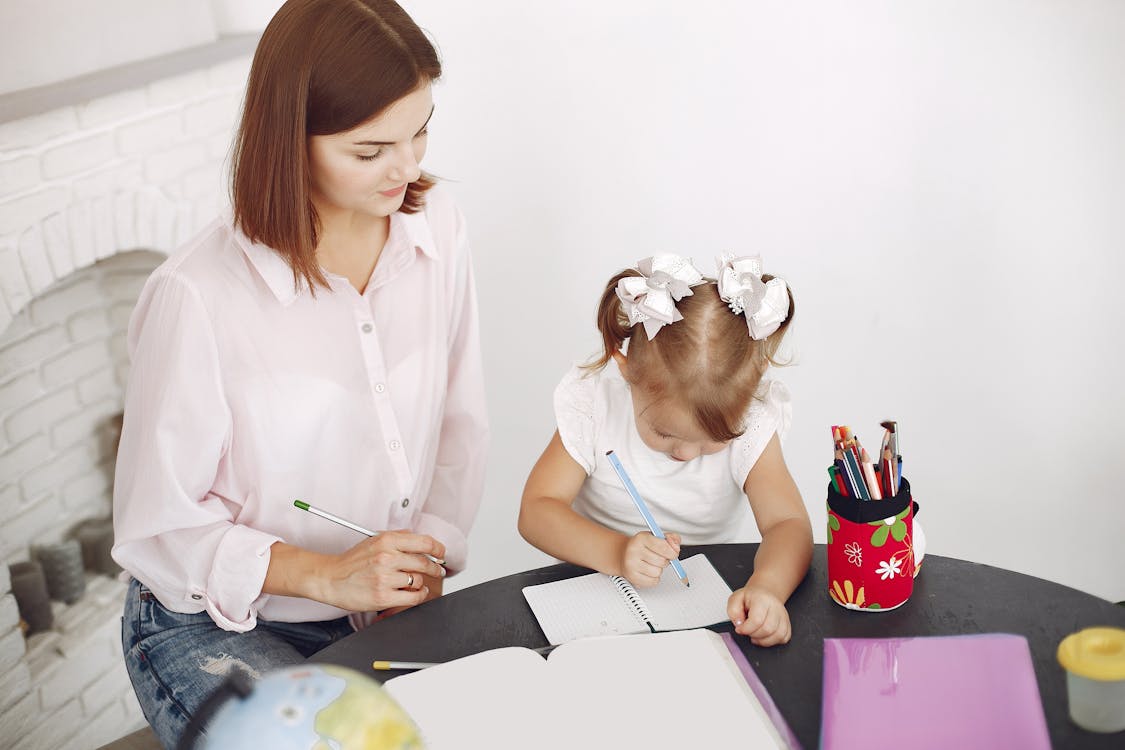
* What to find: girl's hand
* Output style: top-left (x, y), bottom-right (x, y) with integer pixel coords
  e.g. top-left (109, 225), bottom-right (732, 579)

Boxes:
top-left (728, 585), bottom-right (792, 647)
top-left (620, 531), bottom-right (682, 588)
top-left (315, 530), bottom-right (446, 613)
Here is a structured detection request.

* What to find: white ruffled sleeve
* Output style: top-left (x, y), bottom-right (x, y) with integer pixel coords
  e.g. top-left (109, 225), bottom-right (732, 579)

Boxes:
top-left (553, 365), bottom-right (599, 474)
top-left (730, 379), bottom-right (792, 486)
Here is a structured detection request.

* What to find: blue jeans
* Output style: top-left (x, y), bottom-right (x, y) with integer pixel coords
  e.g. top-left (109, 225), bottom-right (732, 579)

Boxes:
top-left (121, 578), bottom-right (355, 749)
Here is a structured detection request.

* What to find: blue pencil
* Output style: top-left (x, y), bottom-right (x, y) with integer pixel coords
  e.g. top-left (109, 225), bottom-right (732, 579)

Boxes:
top-left (605, 450), bottom-right (690, 587)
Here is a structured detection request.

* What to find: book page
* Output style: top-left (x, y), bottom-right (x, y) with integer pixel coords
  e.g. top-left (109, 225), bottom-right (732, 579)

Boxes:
top-left (547, 629), bottom-right (785, 748)
top-left (522, 571), bottom-right (650, 645)
top-left (639, 553), bottom-right (734, 632)
top-left (384, 647), bottom-right (556, 750)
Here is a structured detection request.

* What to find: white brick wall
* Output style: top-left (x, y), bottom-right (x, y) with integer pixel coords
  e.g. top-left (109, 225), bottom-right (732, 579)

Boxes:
top-left (0, 55), bottom-right (250, 322)
top-left (0, 53), bottom-right (251, 748)
top-left (0, 250), bottom-right (164, 562)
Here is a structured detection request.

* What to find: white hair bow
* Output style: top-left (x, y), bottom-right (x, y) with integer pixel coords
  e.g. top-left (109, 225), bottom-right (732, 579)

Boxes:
top-left (716, 254), bottom-right (790, 339)
top-left (617, 254), bottom-right (706, 340)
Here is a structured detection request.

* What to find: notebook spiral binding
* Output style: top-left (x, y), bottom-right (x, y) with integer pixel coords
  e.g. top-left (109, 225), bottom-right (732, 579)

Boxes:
top-left (611, 576), bottom-right (654, 630)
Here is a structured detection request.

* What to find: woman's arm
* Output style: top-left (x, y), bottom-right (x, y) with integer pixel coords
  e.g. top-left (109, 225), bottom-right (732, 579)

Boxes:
top-left (519, 432), bottom-right (680, 584)
top-left (112, 271), bottom-right (278, 632)
top-left (263, 532), bottom-right (446, 612)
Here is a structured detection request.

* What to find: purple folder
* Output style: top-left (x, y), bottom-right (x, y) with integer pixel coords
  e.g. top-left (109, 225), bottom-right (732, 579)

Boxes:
top-left (820, 634), bottom-right (1051, 750)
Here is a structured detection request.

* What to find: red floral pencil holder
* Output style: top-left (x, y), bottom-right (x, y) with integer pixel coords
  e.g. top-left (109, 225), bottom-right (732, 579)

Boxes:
top-left (826, 477), bottom-right (922, 612)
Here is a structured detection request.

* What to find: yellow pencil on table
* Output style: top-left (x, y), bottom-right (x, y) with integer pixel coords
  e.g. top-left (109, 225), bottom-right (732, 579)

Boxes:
top-left (293, 500), bottom-right (445, 566)
top-left (373, 660), bottom-right (435, 671)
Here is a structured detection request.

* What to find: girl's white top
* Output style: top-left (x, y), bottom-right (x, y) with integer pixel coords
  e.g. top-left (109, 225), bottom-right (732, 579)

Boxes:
top-left (111, 186), bottom-right (488, 632)
top-left (554, 359), bottom-right (791, 544)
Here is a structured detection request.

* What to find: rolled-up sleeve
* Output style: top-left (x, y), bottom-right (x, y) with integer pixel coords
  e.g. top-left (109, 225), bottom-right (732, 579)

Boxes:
top-left (415, 209), bottom-right (488, 574)
top-left (111, 271), bottom-right (278, 631)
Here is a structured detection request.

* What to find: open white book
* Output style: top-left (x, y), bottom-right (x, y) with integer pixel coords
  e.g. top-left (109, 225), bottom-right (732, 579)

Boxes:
top-left (383, 628), bottom-right (789, 750)
top-left (521, 553), bottom-right (733, 644)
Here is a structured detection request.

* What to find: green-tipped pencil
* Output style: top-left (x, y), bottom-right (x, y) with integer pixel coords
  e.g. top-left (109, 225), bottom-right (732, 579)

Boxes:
top-left (293, 500), bottom-right (445, 566)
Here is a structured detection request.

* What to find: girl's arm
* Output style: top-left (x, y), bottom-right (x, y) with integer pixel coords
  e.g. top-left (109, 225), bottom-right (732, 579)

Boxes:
top-left (519, 432), bottom-right (627, 574)
top-left (728, 433), bottom-right (813, 646)
top-left (744, 433), bottom-right (813, 600)
top-left (519, 432), bottom-right (680, 582)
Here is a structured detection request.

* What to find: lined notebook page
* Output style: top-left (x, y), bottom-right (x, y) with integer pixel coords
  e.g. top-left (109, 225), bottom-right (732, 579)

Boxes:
top-left (521, 570), bottom-right (650, 644)
top-left (522, 553), bottom-right (733, 645)
top-left (641, 554), bottom-right (733, 631)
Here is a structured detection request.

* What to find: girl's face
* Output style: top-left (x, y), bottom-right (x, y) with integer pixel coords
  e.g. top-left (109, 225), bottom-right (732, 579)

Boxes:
top-left (615, 352), bottom-right (729, 462)
top-left (307, 83), bottom-right (433, 219)
top-left (629, 387), bottom-right (730, 462)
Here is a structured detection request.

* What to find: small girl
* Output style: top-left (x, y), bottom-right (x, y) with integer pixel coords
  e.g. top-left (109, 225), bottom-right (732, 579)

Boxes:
top-left (519, 254), bottom-right (813, 647)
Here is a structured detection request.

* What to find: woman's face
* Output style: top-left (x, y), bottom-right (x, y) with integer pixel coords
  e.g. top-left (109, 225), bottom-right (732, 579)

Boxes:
top-left (307, 83), bottom-right (433, 219)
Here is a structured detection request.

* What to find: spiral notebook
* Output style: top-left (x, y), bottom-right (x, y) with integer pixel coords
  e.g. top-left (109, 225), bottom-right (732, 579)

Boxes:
top-left (521, 553), bottom-right (733, 645)
top-left (384, 629), bottom-right (791, 750)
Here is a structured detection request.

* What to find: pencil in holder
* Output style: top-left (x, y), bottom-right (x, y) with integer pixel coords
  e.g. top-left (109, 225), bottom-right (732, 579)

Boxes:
top-left (826, 477), bottom-right (922, 612)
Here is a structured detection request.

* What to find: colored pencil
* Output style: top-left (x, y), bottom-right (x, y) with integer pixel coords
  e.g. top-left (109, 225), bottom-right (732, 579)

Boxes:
top-left (842, 447), bottom-right (869, 500)
top-left (293, 500), bottom-right (445, 566)
top-left (834, 452), bottom-right (857, 497)
top-left (861, 449), bottom-right (882, 500)
top-left (828, 466), bottom-right (847, 496)
top-left (605, 450), bottom-right (690, 587)
top-left (372, 661), bottom-right (436, 671)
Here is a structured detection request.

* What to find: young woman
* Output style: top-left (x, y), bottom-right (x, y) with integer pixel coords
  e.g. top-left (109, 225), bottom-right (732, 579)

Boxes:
top-left (112, 1), bottom-right (488, 743)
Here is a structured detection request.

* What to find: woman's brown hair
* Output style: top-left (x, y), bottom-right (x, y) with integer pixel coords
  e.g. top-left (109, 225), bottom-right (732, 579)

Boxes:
top-left (587, 269), bottom-right (795, 442)
top-left (231, 0), bottom-right (441, 292)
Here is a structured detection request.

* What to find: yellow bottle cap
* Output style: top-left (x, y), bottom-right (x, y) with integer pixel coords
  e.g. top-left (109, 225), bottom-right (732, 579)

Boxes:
top-left (1057, 627), bottom-right (1125, 682)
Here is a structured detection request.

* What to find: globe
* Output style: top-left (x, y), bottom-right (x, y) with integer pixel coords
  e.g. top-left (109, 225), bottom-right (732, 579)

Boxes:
top-left (197, 663), bottom-right (424, 749)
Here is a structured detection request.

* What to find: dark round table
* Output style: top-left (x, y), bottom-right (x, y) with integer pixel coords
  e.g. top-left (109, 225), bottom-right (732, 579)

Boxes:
top-left (315, 544), bottom-right (1125, 749)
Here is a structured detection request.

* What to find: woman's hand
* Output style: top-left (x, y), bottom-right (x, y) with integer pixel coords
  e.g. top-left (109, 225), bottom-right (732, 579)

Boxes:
top-left (377, 571), bottom-right (444, 620)
top-left (619, 531), bottom-right (682, 588)
top-left (310, 530), bottom-right (446, 613)
top-left (727, 585), bottom-right (792, 647)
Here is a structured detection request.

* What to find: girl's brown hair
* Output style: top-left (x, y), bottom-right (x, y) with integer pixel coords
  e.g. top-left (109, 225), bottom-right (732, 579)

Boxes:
top-left (231, 0), bottom-right (441, 292)
top-left (588, 269), bottom-right (795, 442)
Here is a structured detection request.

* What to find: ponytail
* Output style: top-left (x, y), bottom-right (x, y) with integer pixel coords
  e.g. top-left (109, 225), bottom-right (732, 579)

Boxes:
top-left (758, 273), bottom-right (796, 368)
top-left (584, 269), bottom-right (642, 371)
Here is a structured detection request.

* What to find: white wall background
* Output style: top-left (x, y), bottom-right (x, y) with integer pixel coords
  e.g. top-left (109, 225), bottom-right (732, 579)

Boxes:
top-left (0, 1), bottom-right (287, 96)
top-left (5, 0), bottom-right (1121, 604)
top-left (393, 0), bottom-right (1125, 601)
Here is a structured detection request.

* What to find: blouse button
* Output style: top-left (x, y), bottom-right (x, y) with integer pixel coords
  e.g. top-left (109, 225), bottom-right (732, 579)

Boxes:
top-left (191, 593), bottom-right (202, 600)
top-left (375, 383), bottom-right (386, 393)
top-left (361, 323), bottom-right (373, 333)
top-left (401, 498), bottom-right (410, 508)
top-left (389, 439), bottom-right (401, 451)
